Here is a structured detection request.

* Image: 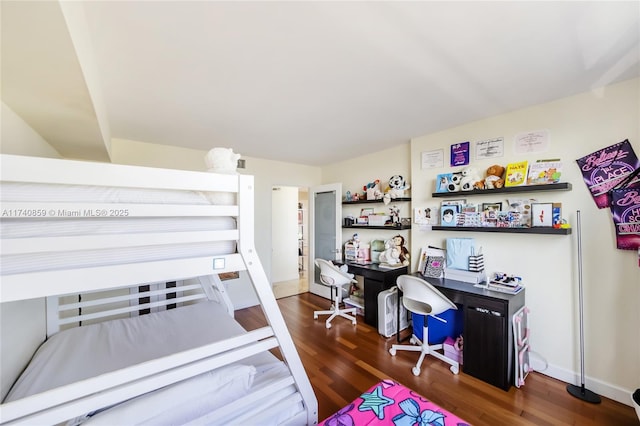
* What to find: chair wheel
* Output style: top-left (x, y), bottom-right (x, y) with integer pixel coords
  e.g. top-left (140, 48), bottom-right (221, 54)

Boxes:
top-left (313, 314), bottom-right (318, 319)
top-left (410, 337), bottom-right (417, 345)
top-left (412, 366), bottom-right (420, 376)
top-left (450, 365), bottom-right (459, 374)
top-left (389, 348), bottom-right (396, 356)
top-left (351, 320), bottom-right (357, 325)
top-left (325, 322), bottom-right (332, 329)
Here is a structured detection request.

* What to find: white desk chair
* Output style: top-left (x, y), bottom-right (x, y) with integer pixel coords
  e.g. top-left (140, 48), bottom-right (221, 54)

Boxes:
top-left (313, 259), bottom-right (357, 328)
top-left (389, 275), bottom-right (460, 375)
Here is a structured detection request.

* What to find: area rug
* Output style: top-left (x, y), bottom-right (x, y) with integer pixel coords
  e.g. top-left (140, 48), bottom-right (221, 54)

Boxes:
top-left (319, 379), bottom-right (470, 426)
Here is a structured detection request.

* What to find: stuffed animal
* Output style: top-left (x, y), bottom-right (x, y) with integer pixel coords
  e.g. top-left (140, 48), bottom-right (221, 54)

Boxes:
top-left (387, 175), bottom-right (410, 198)
top-left (460, 167), bottom-right (481, 191)
top-left (203, 147), bottom-right (241, 204)
top-left (474, 164), bottom-right (506, 190)
top-left (378, 239), bottom-right (401, 265)
top-left (447, 172), bottom-right (463, 192)
top-left (204, 147), bottom-right (241, 174)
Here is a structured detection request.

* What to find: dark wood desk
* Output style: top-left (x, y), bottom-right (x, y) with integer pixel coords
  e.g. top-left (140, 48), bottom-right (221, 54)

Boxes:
top-left (405, 272), bottom-right (526, 391)
top-left (344, 262), bottom-right (408, 327)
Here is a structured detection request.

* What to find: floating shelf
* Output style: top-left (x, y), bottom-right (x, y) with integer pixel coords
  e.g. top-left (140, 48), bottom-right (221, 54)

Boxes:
top-left (432, 182), bottom-right (571, 198)
top-left (343, 197), bottom-right (411, 204)
top-left (343, 225), bottom-right (411, 230)
top-left (431, 226), bottom-right (571, 235)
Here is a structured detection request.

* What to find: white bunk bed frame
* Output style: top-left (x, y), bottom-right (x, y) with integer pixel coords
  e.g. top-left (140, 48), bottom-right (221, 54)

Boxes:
top-left (0, 154), bottom-right (318, 425)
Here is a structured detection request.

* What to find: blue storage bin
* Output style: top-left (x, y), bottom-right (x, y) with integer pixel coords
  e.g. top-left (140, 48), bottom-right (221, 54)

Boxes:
top-left (411, 308), bottom-right (463, 344)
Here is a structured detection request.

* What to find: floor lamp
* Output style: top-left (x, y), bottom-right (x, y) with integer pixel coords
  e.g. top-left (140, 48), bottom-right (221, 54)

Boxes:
top-left (566, 210), bottom-right (601, 403)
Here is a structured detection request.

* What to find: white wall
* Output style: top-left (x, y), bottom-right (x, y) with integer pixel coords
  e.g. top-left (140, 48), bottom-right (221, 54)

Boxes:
top-left (0, 103), bottom-right (59, 399)
top-left (409, 78), bottom-right (639, 404)
top-left (1, 101), bottom-right (62, 158)
top-left (320, 78), bottom-right (639, 405)
top-left (110, 138), bottom-right (322, 308)
top-left (322, 145), bottom-right (412, 255)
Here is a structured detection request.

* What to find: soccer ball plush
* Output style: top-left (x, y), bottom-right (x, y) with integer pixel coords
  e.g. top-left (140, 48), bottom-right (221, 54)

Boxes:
top-left (203, 147), bottom-right (241, 205)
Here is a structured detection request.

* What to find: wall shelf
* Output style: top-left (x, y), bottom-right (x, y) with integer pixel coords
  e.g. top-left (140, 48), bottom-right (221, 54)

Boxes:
top-left (343, 225), bottom-right (411, 230)
top-left (432, 182), bottom-right (571, 198)
top-left (343, 197), bottom-right (411, 204)
top-left (431, 226), bottom-right (571, 235)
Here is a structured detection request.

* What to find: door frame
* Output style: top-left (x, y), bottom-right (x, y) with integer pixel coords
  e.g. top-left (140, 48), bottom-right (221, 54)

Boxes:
top-left (309, 183), bottom-right (342, 299)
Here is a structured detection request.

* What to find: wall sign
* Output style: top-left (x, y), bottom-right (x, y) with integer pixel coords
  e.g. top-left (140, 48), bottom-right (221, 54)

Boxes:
top-left (450, 142), bottom-right (470, 167)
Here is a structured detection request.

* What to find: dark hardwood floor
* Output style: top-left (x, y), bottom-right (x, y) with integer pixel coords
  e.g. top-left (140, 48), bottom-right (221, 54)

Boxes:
top-left (236, 292), bottom-right (639, 425)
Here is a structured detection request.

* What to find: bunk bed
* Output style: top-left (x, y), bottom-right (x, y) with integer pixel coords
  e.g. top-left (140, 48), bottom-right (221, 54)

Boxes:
top-left (0, 154), bottom-right (318, 425)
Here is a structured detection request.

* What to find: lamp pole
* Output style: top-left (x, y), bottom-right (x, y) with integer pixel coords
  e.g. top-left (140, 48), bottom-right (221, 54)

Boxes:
top-left (566, 210), bottom-right (601, 403)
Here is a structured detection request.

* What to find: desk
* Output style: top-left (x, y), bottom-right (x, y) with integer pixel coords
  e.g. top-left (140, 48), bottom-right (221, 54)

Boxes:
top-left (404, 272), bottom-right (525, 391)
top-left (344, 262), bottom-right (408, 328)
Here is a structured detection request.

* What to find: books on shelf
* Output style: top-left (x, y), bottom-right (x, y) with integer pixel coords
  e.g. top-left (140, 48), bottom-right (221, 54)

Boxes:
top-left (505, 160), bottom-right (529, 187)
top-left (526, 159), bottom-right (563, 185)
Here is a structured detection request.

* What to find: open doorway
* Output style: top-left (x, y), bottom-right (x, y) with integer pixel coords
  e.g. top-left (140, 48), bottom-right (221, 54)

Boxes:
top-left (272, 186), bottom-right (309, 299)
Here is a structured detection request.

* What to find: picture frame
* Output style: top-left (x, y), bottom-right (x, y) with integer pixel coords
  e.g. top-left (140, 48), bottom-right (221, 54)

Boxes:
top-left (531, 203), bottom-right (553, 227)
top-left (482, 202), bottom-right (503, 212)
top-left (435, 173), bottom-right (453, 193)
top-left (440, 206), bottom-right (458, 227)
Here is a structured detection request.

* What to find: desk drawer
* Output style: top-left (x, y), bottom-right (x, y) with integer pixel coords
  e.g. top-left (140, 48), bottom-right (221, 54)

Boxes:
top-left (465, 295), bottom-right (507, 316)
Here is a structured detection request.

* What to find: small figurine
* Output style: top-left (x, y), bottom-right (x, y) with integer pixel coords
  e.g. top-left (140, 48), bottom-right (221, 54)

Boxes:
top-left (345, 190), bottom-right (352, 202)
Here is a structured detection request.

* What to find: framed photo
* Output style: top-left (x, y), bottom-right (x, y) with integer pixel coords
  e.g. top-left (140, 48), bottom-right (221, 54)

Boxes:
top-left (482, 202), bottom-right (502, 212)
top-left (435, 173), bottom-right (453, 193)
top-left (440, 206), bottom-right (458, 227)
top-left (360, 208), bottom-right (374, 217)
top-left (531, 203), bottom-right (553, 227)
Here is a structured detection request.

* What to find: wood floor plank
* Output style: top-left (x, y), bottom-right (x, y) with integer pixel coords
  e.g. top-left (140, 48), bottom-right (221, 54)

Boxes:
top-left (236, 292), bottom-right (639, 425)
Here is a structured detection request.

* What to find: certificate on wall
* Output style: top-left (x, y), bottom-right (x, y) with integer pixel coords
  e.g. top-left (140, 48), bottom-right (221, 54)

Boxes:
top-left (450, 142), bottom-right (470, 166)
top-left (421, 149), bottom-right (444, 169)
top-left (515, 130), bottom-right (549, 154)
top-left (475, 137), bottom-right (504, 160)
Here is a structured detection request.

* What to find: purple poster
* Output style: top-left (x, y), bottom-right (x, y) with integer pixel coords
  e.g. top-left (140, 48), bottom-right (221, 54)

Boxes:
top-left (450, 142), bottom-right (470, 167)
top-left (610, 187), bottom-right (640, 250)
top-left (576, 139), bottom-right (640, 209)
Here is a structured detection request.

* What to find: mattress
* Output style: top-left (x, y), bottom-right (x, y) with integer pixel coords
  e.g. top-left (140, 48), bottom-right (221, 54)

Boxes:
top-left (1, 182), bottom-right (238, 275)
top-left (4, 301), bottom-right (297, 425)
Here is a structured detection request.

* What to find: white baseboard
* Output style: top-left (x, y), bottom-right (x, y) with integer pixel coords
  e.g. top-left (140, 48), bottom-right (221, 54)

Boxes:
top-left (536, 362), bottom-right (635, 408)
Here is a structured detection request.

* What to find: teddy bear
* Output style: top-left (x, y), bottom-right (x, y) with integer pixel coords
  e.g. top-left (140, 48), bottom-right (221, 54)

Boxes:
top-left (204, 147), bottom-right (241, 174)
top-left (460, 167), bottom-right (481, 191)
top-left (203, 147), bottom-right (241, 204)
top-left (474, 164), bottom-right (506, 190)
top-left (378, 238), bottom-right (401, 266)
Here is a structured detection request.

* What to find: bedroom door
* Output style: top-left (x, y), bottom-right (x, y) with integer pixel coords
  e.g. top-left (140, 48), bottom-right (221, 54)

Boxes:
top-left (309, 183), bottom-right (342, 299)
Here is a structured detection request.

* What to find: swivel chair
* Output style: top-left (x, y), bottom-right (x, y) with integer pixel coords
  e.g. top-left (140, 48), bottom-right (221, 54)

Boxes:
top-left (313, 259), bottom-right (358, 328)
top-left (389, 275), bottom-right (460, 375)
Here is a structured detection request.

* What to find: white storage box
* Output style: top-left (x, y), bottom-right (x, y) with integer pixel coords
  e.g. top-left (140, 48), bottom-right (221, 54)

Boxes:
top-left (377, 287), bottom-right (409, 337)
top-left (368, 215), bottom-right (390, 226)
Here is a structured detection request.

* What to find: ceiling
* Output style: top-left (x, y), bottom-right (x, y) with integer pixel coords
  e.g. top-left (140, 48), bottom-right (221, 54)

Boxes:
top-left (2, 1), bottom-right (639, 167)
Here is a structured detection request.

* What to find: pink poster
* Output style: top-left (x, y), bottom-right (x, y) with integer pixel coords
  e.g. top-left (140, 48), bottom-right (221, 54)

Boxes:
top-left (576, 139), bottom-right (639, 209)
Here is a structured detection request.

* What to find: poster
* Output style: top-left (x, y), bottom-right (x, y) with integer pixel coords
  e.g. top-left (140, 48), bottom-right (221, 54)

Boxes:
top-left (450, 142), bottom-right (470, 167)
top-left (576, 139), bottom-right (640, 209)
top-left (610, 187), bottom-right (640, 250)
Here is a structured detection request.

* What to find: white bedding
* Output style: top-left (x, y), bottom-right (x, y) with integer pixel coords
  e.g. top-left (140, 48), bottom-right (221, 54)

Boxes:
top-left (4, 301), bottom-right (277, 403)
top-left (4, 301), bottom-right (297, 424)
top-left (1, 181), bottom-right (238, 275)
